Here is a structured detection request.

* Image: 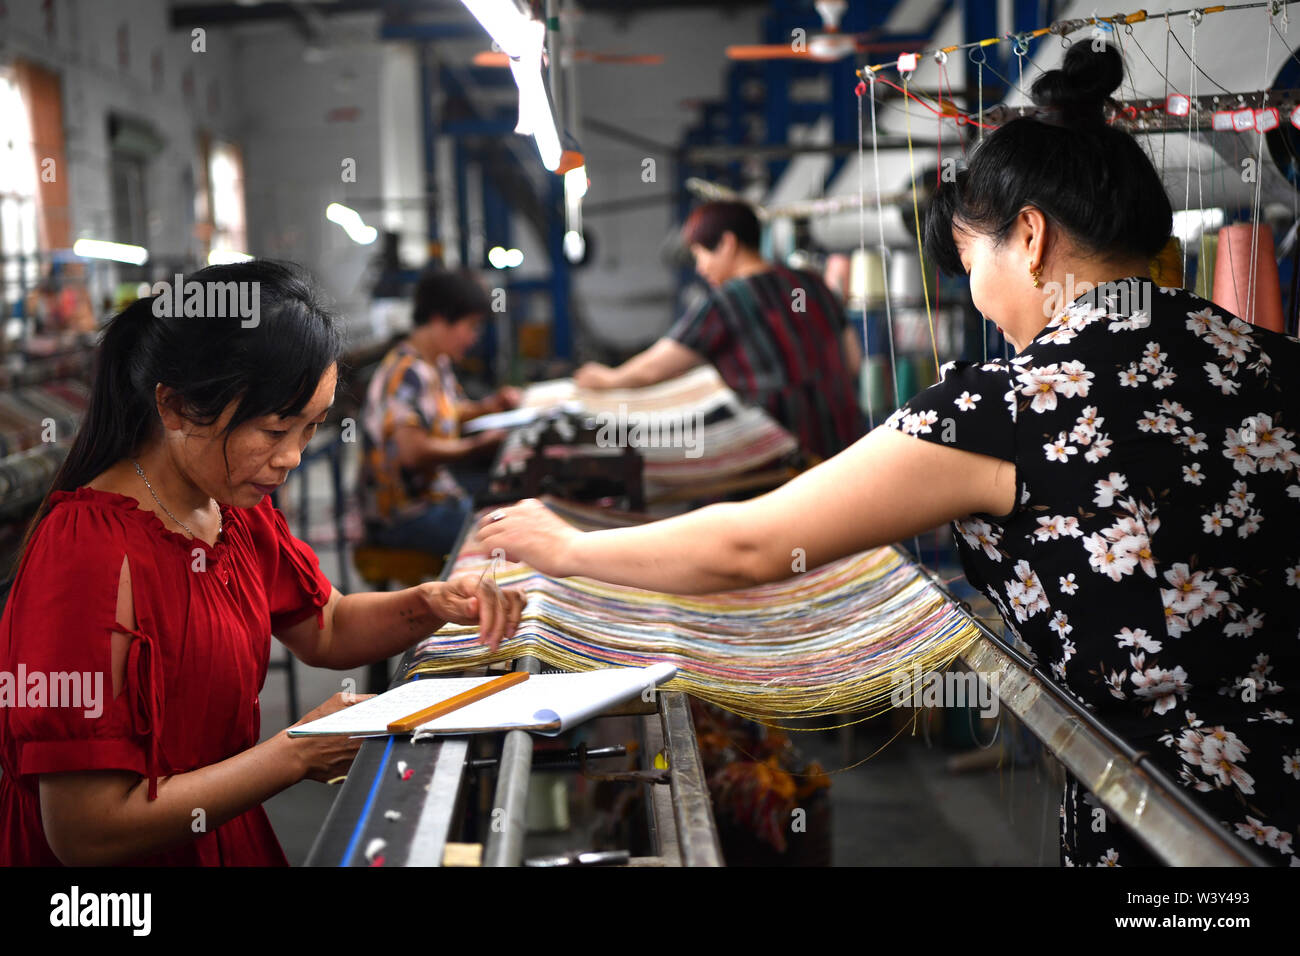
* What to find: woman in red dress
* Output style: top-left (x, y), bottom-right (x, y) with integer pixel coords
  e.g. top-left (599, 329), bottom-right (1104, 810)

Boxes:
top-left (0, 260), bottom-right (524, 866)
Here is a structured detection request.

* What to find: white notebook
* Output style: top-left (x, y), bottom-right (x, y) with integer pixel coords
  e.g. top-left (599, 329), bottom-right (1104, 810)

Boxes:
top-left (287, 663), bottom-right (678, 737)
top-left (460, 401), bottom-right (584, 434)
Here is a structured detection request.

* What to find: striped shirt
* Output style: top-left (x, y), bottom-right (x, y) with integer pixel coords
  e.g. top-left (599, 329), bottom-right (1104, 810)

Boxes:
top-left (666, 265), bottom-right (865, 460)
top-left (359, 342), bottom-right (467, 528)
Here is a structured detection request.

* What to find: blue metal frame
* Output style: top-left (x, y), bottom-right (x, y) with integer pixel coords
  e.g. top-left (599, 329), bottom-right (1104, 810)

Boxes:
top-left (673, 0), bottom-right (954, 311)
top-left (427, 59), bottom-right (576, 363)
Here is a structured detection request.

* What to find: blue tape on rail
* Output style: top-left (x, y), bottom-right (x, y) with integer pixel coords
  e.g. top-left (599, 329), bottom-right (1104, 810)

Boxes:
top-left (339, 734), bottom-right (396, 867)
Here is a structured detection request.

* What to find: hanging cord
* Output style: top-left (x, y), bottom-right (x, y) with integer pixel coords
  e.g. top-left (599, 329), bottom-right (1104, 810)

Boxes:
top-left (1164, 14), bottom-right (1173, 178)
top-left (1182, 11), bottom-right (1200, 286)
top-left (903, 70), bottom-right (940, 376)
top-left (1167, 23), bottom-right (1237, 94)
top-left (1247, 3), bottom-right (1277, 323)
top-left (867, 71), bottom-right (902, 412)
top-left (971, 46), bottom-right (988, 361)
top-left (1014, 33), bottom-right (1028, 116)
top-left (856, 80), bottom-right (876, 430)
top-left (1192, 29), bottom-right (1207, 289)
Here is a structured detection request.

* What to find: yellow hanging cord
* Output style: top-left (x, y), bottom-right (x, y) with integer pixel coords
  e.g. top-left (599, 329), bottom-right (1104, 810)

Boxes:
top-left (903, 71), bottom-right (940, 376)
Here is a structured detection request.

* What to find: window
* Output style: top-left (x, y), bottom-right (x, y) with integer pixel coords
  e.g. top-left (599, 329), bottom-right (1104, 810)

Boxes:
top-left (0, 68), bottom-right (41, 328)
top-left (208, 140), bottom-right (247, 259)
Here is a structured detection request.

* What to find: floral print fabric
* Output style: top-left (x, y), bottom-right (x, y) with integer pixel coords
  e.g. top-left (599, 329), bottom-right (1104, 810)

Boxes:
top-left (885, 277), bottom-right (1300, 866)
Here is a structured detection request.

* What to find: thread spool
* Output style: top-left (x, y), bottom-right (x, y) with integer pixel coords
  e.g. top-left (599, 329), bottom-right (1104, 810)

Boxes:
top-left (1212, 223), bottom-right (1284, 332)
top-left (861, 356), bottom-right (890, 414)
top-left (1194, 231), bottom-right (1218, 300)
top-left (863, 311), bottom-right (894, 358)
top-left (895, 356), bottom-right (920, 403)
top-left (1149, 236), bottom-right (1184, 288)
top-left (824, 253), bottom-right (852, 301)
top-left (915, 355), bottom-right (939, 390)
top-left (850, 248), bottom-right (887, 306)
top-left (889, 249), bottom-right (926, 306)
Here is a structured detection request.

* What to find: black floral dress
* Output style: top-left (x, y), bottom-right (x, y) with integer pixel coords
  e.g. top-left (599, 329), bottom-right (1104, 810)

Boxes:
top-left (884, 277), bottom-right (1300, 867)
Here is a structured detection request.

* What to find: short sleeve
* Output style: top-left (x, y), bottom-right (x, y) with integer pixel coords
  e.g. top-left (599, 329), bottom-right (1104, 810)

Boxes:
top-left (3, 503), bottom-right (150, 784)
top-left (384, 363), bottom-right (430, 434)
top-left (666, 296), bottom-right (727, 357)
top-left (256, 498), bottom-right (335, 634)
top-left (882, 360), bottom-right (1017, 463)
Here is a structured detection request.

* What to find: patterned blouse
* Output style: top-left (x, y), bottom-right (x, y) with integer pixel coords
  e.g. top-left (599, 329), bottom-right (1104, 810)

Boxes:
top-left (666, 265), bottom-right (865, 461)
top-left (885, 276), bottom-right (1299, 866)
top-left (359, 342), bottom-right (467, 529)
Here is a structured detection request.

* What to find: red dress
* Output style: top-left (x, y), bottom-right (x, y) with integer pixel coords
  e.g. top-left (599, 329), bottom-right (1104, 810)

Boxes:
top-left (0, 487), bottom-right (334, 865)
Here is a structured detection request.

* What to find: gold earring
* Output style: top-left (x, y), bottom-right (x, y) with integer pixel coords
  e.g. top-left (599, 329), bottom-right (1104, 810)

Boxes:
top-left (1029, 264), bottom-right (1043, 288)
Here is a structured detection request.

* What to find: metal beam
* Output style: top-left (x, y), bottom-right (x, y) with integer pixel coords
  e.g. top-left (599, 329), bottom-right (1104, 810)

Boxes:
top-left (482, 656), bottom-right (542, 867)
top-left (172, 0), bottom-right (401, 28)
top-left (419, 44), bottom-right (440, 256)
top-left (661, 692), bottom-right (723, 866)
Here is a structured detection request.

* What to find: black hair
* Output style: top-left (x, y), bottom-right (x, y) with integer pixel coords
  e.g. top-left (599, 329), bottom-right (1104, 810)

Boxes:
top-left (11, 259), bottom-right (343, 573)
top-left (924, 42), bottom-right (1173, 276)
top-left (411, 268), bottom-right (492, 327)
top-left (681, 200), bottom-right (762, 252)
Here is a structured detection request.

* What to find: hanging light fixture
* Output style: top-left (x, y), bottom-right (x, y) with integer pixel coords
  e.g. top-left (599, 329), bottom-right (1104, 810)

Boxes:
top-left (461, 0), bottom-right (562, 170)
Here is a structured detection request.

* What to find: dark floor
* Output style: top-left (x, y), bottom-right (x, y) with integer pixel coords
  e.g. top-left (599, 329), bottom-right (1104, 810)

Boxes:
top-left (262, 443), bottom-right (1061, 866)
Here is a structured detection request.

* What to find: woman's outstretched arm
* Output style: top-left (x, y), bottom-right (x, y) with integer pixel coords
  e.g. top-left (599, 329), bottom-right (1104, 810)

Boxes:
top-left (477, 425), bottom-right (1016, 594)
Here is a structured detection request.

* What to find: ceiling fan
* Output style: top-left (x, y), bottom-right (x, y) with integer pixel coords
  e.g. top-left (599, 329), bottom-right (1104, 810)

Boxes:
top-left (471, 49), bottom-right (663, 68)
top-left (725, 0), bottom-right (911, 63)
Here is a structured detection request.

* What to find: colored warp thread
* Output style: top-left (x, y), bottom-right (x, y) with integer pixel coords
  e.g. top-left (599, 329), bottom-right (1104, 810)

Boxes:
top-left (405, 501), bottom-right (983, 726)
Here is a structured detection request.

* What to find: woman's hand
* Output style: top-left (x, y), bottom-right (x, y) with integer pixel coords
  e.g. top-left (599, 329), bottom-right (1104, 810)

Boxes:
top-left (574, 362), bottom-right (617, 389)
top-left (492, 386), bottom-right (523, 411)
top-left (476, 498), bottom-right (583, 579)
top-left (287, 691), bottom-right (375, 783)
top-left (419, 572), bottom-right (527, 652)
top-left (471, 428), bottom-right (509, 449)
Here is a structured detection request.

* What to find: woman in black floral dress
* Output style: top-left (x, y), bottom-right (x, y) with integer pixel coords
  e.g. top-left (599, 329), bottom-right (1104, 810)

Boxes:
top-left (474, 42), bottom-right (1298, 866)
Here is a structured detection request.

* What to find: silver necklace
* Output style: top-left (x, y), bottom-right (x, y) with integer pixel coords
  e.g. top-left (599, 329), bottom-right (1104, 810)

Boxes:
top-left (131, 459), bottom-right (221, 541)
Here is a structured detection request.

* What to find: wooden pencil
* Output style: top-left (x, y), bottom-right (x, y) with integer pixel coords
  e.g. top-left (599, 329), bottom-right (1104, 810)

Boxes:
top-left (386, 671), bottom-right (530, 733)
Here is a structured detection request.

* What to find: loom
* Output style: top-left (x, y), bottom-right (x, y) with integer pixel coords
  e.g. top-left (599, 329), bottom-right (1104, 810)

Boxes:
top-left (308, 501), bottom-right (723, 867)
top-left (312, 2), bottom-right (1291, 866)
top-left (492, 365), bottom-right (803, 507)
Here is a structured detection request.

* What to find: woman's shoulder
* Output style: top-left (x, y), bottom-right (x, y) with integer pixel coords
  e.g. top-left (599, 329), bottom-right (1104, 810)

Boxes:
top-left (10, 487), bottom-right (159, 594)
top-left (41, 485), bottom-right (149, 538)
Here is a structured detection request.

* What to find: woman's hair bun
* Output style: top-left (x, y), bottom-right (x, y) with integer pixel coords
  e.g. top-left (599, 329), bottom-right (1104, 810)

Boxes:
top-left (1030, 40), bottom-right (1123, 126)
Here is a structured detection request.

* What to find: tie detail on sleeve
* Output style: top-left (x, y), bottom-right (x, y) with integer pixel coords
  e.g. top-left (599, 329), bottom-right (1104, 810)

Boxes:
top-left (112, 620), bottom-right (164, 800)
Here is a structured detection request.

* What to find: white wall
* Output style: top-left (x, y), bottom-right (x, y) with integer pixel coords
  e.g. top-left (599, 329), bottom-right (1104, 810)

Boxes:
top-left (231, 13), bottom-right (385, 336)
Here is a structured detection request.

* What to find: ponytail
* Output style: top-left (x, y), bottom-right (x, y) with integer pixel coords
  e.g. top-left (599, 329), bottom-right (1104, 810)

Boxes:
top-left (5, 259), bottom-right (343, 580)
top-left (8, 298), bottom-right (159, 578)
